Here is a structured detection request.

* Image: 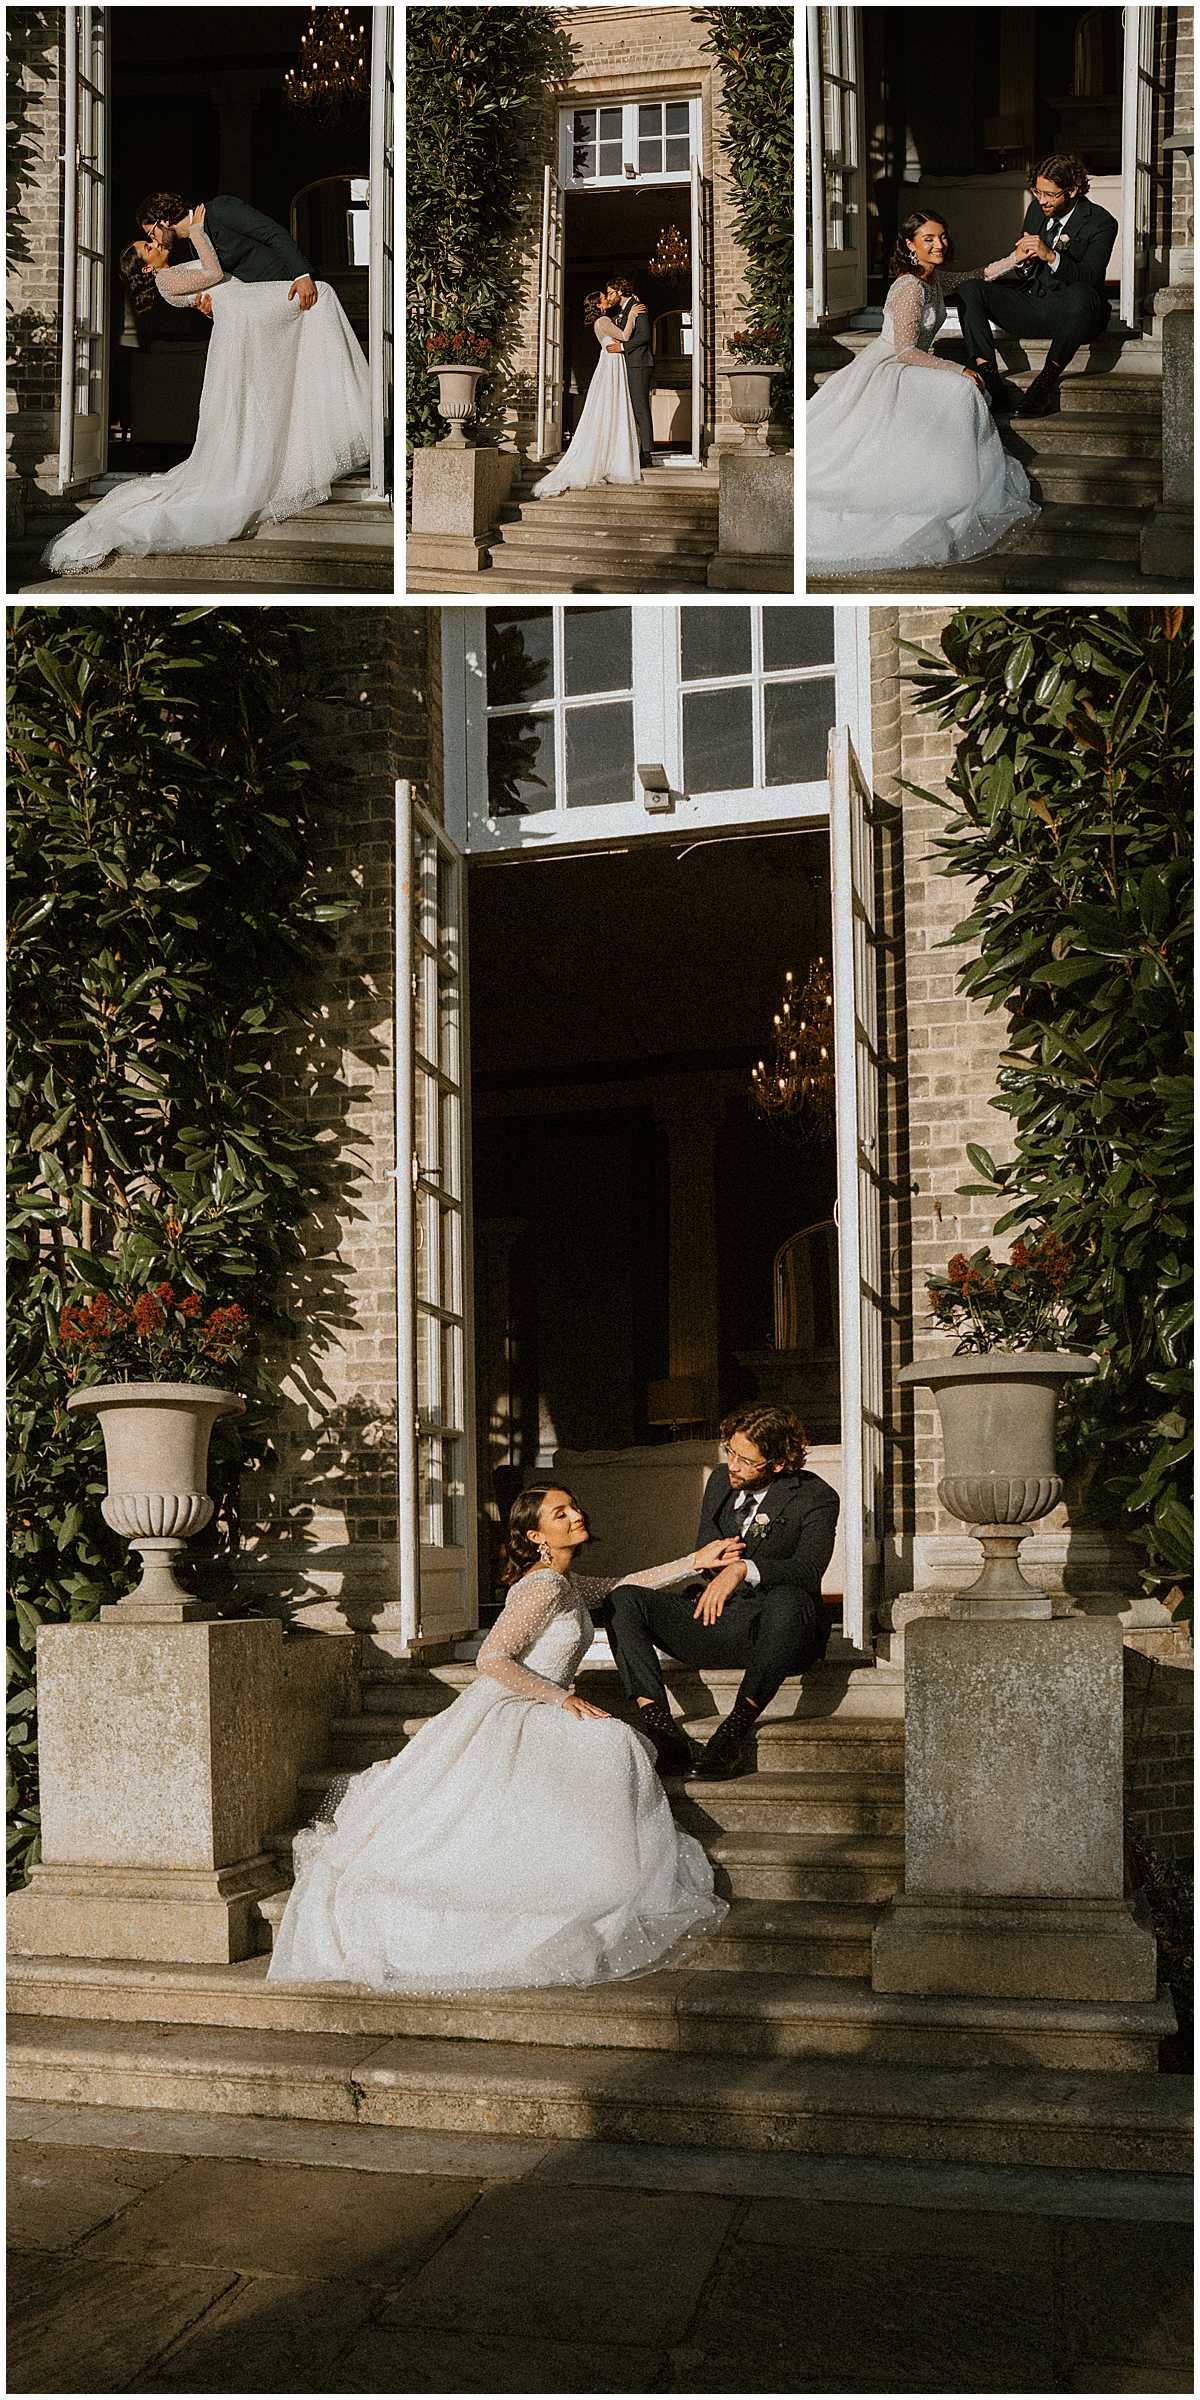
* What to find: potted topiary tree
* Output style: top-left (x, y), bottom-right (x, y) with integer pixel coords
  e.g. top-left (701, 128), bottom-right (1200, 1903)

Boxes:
top-left (60, 1282), bottom-right (250, 1619)
top-left (900, 1228), bottom-right (1097, 1615)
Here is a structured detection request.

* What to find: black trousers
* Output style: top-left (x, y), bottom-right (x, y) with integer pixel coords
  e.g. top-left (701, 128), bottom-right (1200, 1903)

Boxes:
top-left (955, 276), bottom-right (1109, 374)
top-left (607, 1578), bottom-right (828, 1714)
top-left (625, 356), bottom-right (654, 460)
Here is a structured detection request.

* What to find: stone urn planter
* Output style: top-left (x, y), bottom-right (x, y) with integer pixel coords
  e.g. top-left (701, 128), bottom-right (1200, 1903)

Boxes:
top-left (899, 1351), bottom-right (1098, 1617)
top-left (67, 1381), bottom-right (245, 1621)
top-left (429, 364), bottom-right (485, 448)
top-left (723, 361), bottom-right (782, 446)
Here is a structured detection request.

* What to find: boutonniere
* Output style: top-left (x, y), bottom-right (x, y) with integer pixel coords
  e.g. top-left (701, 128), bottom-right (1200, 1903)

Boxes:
top-left (746, 1511), bottom-right (771, 1539)
top-left (1057, 233), bottom-right (1071, 248)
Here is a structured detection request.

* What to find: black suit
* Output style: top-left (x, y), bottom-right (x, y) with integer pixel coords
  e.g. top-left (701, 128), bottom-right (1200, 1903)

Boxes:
top-left (173, 195), bottom-right (312, 286)
top-left (607, 1463), bottom-right (840, 1712)
top-left (615, 294), bottom-right (655, 464)
top-left (955, 195), bottom-right (1117, 373)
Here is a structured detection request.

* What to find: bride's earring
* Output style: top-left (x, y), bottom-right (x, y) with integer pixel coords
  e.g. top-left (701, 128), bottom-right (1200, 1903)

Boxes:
top-left (536, 1540), bottom-right (552, 1564)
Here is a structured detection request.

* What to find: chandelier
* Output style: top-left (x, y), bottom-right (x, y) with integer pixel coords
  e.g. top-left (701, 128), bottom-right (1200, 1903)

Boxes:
top-left (751, 956), bottom-right (835, 1126)
top-left (284, 7), bottom-right (367, 122)
top-left (647, 223), bottom-right (689, 278)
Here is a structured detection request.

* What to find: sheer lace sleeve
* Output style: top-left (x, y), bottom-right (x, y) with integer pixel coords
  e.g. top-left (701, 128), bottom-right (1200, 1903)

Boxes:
top-left (593, 314), bottom-right (621, 345)
top-left (886, 274), bottom-right (963, 374)
top-left (477, 1570), bottom-right (574, 1705)
top-left (155, 224), bottom-right (225, 310)
top-left (938, 252), bottom-right (1020, 291)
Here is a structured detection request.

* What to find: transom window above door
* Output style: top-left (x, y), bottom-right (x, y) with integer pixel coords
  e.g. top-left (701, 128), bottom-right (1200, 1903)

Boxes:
top-left (559, 95), bottom-right (701, 187)
top-left (447, 606), bottom-right (853, 853)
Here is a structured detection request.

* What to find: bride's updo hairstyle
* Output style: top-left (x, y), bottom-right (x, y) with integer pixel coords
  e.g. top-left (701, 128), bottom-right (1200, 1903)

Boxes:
top-left (501, 1484), bottom-right (591, 1583)
top-left (583, 290), bottom-right (607, 327)
top-left (887, 210), bottom-right (953, 283)
top-left (119, 243), bottom-right (158, 319)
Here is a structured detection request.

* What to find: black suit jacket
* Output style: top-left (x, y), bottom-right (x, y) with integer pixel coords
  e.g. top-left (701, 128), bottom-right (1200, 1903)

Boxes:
top-left (695, 1464), bottom-right (840, 1611)
top-left (1023, 195), bottom-right (1116, 317)
top-left (175, 195), bottom-right (311, 285)
top-left (616, 295), bottom-right (653, 384)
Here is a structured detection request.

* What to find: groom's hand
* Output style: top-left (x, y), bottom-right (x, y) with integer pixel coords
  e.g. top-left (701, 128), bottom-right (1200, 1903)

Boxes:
top-left (694, 1562), bottom-right (747, 1625)
top-left (1016, 232), bottom-right (1053, 264)
top-left (605, 340), bottom-right (622, 352)
top-left (289, 275), bottom-right (318, 310)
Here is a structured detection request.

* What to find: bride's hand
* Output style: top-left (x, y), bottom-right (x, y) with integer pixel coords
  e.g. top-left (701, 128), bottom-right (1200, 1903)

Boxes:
top-left (562, 1693), bottom-right (610, 1720)
top-left (191, 202), bottom-right (205, 229)
top-left (692, 1537), bottom-right (745, 1571)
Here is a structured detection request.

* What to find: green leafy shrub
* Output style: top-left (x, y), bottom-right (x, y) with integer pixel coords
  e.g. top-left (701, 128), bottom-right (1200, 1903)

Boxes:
top-left (7, 607), bottom-right (356, 1887)
top-left (907, 607), bottom-right (1193, 1612)
top-left (702, 8), bottom-right (795, 432)
top-left (406, 6), bottom-right (569, 479)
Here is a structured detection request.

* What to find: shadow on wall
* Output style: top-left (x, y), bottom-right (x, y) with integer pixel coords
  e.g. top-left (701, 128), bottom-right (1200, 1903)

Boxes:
top-left (7, 15), bottom-right (60, 524)
top-left (6, 9), bottom-right (56, 269)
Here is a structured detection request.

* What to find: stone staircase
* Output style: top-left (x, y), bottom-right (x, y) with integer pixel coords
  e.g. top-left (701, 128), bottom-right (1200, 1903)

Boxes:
top-left (405, 465), bottom-right (720, 595)
top-left (9, 1661), bottom-right (1188, 2174)
top-left (806, 329), bottom-right (1179, 593)
top-left (15, 478), bottom-right (394, 596)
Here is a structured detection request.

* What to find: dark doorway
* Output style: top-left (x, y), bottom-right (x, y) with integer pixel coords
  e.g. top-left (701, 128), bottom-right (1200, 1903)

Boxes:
top-left (562, 184), bottom-right (692, 451)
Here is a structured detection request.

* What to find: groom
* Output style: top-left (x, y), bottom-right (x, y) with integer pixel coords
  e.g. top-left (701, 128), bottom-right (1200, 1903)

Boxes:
top-left (606, 276), bottom-right (655, 466)
top-left (955, 151), bottom-right (1117, 418)
top-left (607, 1405), bottom-right (840, 1781)
top-left (136, 190), bottom-right (317, 319)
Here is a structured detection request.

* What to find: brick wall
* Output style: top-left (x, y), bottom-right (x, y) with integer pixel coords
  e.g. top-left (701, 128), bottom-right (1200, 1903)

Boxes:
top-left (499, 5), bottom-right (779, 455)
top-left (1124, 1654), bottom-right (1194, 1868)
top-left (237, 608), bottom-right (435, 1624)
top-left (1158, 5), bottom-right (1194, 276)
top-left (6, 10), bottom-right (65, 522)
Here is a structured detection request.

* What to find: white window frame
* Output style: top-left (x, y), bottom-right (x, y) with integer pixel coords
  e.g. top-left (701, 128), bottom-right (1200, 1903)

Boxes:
top-left (444, 607), bottom-right (866, 855)
top-left (58, 3), bottom-right (110, 494)
top-left (367, 2), bottom-right (394, 500)
top-left (558, 94), bottom-right (702, 188)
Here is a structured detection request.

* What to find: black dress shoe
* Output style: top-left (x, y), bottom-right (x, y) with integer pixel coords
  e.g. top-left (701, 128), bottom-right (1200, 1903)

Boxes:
top-left (634, 1700), bottom-right (694, 1777)
top-left (694, 1696), bottom-right (759, 1781)
top-left (1015, 364), bottom-right (1063, 418)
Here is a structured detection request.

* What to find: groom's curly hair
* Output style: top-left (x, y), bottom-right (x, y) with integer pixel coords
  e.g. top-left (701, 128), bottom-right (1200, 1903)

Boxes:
top-left (135, 190), bottom-right (186, 230)
top-left (720, 1405), bottom-right (808, 1475)
top-left (1032, 152), bottom-right (1089, 198)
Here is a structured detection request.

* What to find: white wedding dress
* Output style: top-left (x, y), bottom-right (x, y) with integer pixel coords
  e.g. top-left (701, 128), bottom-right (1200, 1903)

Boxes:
top-left (45, 226), bottom-right (370, 574)
top-left (534, 315), bottom-right (641, 496)
top-left (267, 1561), bottom-right (727, 1991)
top-left (806, 263), bottom-right (1039, 573)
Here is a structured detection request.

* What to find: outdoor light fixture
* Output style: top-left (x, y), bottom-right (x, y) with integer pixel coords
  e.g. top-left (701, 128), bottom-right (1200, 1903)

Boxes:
top-left (637, 762), bottom-right (673, 813)
top-left (284, 6), bottom-right (367, 122)
top-left (751, 955), bottom-right (835, 1126)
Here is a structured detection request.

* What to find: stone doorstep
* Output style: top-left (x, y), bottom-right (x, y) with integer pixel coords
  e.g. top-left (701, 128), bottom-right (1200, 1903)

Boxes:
top-left (1017, 464), bottom-right (1162, 506)
top-left (359, 1664), bottom-right (904, 1717)
top-left (296, 1764), bottom-right (906, 1839)
top-left (1002, 418), bottom-right (1163, 457)
top-left (5, 1953), bottom-right (1174, 2076)
top-left (7, 2016), bottom-right (1190, 2171)
top-left (19, 555), bottom-right (393, 597)
top-left (333, 1722), bottom-right (905, 1777)
top-left (806, 557), bottom-right (1170, 598)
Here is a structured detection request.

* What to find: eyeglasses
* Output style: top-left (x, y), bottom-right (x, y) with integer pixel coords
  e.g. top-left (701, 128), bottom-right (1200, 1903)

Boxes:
top-left (723, 1442), bottom-right (767, 1474)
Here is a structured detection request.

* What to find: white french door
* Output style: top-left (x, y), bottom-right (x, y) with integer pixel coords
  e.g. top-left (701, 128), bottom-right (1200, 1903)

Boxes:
top-left (368, 3), bottom-right (394, 498)
top-left (535, 166), bottom-right (566, 461)
top-left (807, 6), bottom-right (867, 325)
top-left (1120, 3), bottom-right (1158, 328)
top-left (829, 723), bottom-right (884, 1654)
top-left (396, 784), bottom-right (477, 1646)
top-left (58, 4), bottom-right (110, 493)
top-left (688, 156), bottom-right (711, 466)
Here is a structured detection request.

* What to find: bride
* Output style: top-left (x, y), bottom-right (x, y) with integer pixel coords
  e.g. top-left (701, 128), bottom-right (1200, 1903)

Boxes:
top-left (807, 210), bottom-right (1040, 574)
top-left (44, 204), bottom-right (370, 575)
top-left (533, 288), bottom-right (642, 497)
top-left (267, 1484), bottom-right (735, 1991)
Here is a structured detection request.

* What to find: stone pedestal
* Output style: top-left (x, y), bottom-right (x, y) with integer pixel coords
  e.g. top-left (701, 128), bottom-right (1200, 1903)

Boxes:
top-left (407, 444), bottom-right (515, 573)
top-left (872, 1616), bottom-right (1157, 2002)
top-left (1140, 294), bottom-right (1194, 582)
top-left (8, 1617), bottom-right (353, 1964)
top-left (706, 449), bottom-right (794, 591)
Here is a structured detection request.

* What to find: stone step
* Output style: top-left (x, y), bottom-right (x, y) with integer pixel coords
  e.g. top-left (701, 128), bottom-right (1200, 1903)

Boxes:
top-left (21, 543), bottom-right (392, 595)
top-left (360, 1663), bottom-right (904, 1721)
top-left (8, 2014), bottom-right (1188, 2169)
top-left (482, 553), bottom-right (714, 592)
top-left (494, 520), bottom-right (717, 560)
top-left (7, 1952), bottom-right (1174, 2074)
top-left (503, 490), bottom-right (719, 518)
top-left (1001, 417), bottom-right (1162, 459)
top-left (336, 1712), bottom-right (904, 1778)
top-left (1019, 460), bottom-right (1160, 507)
top-left (1013, 504), bottom-right (1146, 561)
top-left (405, 565), bottom-right (715, 596)
top-left (807, 554), bottom-right (1165, 598)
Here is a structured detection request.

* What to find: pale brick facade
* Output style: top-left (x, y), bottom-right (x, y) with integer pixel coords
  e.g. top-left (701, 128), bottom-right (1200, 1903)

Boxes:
top-left (6, 11), bottom-right (65, 530)
top-left (499, 4), bottom-right (786, 456)
top-left (228, 602), bottom-right (1171, 1664)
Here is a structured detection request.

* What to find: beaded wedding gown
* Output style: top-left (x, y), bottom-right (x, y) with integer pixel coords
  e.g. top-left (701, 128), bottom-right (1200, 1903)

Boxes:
top-left (267, 1561), bottom-right (727, 1991)
top-left (806, 263), bottom-right (1039, 573)
top-left (533, 315), bottom-right (641, 496)
top-left (45, 226), bottom-right (370, 575)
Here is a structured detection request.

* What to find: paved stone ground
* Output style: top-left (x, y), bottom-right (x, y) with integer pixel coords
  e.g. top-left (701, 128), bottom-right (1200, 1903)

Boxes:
top-left (7, 2101), bottom-right (1193, 2394)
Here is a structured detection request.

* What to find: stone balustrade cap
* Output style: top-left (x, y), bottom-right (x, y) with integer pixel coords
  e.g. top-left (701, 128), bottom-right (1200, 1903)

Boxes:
top-left (66, 1381), bottom-right (245, 1415)
top-left (899, 1351), bottom-right (1099, 1386)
